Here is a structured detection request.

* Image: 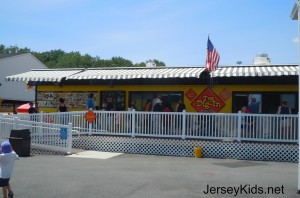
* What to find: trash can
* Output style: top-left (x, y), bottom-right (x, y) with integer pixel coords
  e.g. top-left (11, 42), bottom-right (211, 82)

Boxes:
top-left (9, 129), bottom-right (31, 157)
top-left (194, 146), bottom-right (202, 158)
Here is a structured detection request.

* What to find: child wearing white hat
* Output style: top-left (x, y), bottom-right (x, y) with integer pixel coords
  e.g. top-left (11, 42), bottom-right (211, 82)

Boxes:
top-left (0, 141), bottom-right (19, 198)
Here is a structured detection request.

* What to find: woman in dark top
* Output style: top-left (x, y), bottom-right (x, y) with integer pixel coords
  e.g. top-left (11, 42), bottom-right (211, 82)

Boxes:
top-left (58, 98), bottom-right (67, 112)
top-left (28, 102), bottom-right (37, 114)
top-left (57, 98), bottom-right (69, 124)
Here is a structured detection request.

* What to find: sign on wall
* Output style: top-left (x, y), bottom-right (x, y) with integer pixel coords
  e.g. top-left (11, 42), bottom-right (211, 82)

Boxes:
top-left (191, 88), bottom-right (225, 112)
top-left (37, 91), bottom-right (98, 109)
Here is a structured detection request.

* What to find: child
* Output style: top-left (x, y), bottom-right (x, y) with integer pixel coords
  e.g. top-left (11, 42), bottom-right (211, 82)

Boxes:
top-left (0, 141), bottom-right (19, 198)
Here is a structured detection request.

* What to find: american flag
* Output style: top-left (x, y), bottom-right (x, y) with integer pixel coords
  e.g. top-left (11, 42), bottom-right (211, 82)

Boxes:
top-left (206, 37), bottom-right (220, 72)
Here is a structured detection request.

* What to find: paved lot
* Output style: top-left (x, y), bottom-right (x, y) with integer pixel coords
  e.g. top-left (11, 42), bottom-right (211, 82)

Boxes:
top-left (9, 152), bottom-right (300, 198)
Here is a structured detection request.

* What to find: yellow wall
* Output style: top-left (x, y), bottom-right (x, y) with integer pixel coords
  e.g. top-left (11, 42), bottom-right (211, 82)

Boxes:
top-left (37, 84), bottom-right (297, 113)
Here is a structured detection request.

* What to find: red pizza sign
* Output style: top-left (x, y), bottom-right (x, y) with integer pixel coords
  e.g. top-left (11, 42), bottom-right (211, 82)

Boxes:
top-left (191, 88), bottom-right (225, 112)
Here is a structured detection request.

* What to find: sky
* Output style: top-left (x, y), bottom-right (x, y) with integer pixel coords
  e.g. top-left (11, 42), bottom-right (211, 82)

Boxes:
top-left (0, 0), bottom-right (299, 67)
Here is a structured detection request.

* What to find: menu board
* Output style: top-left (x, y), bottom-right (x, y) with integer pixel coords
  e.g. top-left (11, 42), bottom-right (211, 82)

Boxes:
top-left (37, 91), bottom-right (98, 108)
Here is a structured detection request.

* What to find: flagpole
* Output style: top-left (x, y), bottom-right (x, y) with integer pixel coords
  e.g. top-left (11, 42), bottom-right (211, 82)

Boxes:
top-left (208, 33), bottom-right (213, 87)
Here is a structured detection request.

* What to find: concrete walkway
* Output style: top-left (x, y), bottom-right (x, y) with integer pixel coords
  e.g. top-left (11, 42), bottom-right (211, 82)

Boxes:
top-left (9, 152), bottom-right (300, 198)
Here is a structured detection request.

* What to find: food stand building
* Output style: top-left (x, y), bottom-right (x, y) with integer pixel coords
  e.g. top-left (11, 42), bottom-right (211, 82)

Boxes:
top-left (5, 64), bottom-right (298, 114)
top-left (4, 64), bottom-right (299, 162)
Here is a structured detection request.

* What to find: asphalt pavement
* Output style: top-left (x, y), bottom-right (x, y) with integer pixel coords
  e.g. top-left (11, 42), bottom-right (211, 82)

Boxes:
top-left (8, 151), bottom-right (300, 198)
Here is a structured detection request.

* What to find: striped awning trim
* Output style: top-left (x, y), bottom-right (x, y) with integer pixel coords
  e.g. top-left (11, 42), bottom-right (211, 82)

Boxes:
top-left (66, 67), bottom-right (205, 80)
top-left (212, 65), bottom-right (298, 77)
top-left (4, 65), bottom-right (299, 82)
top-left (5, 69), bottom-right (82, 82)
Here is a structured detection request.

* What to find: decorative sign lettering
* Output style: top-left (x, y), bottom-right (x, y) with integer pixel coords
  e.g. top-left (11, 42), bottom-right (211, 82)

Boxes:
top-left (185, 88), bottom-right (198, 101)
top-left (219, 88), bottom-right (231, 101)
top-left (191, 88), bottom-right (225, 112)
top-left (84, 110), bottom-right (97, 123)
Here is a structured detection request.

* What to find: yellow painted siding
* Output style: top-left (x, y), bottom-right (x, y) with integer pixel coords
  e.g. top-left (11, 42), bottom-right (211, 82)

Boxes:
top-left (37, 84), bottom-right (297, 113)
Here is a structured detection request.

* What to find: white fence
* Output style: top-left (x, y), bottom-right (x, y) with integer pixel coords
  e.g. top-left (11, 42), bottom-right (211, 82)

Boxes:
top-left (0, 115), bottom-right (73, 154)
top-left (3, 110), bottom-right (298, 143)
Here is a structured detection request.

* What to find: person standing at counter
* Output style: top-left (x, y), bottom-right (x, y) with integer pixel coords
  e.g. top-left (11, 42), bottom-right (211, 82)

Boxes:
top-left (57, 98), bottom-right (68, 112)
top-left (57, 98), bottom-right (69, 124)
top-left (106, 97), bottom-right (115, 111)
top-left (86, 93), bottom-right (95, 110)
top-left (28, 102), bottom-right (37, 114)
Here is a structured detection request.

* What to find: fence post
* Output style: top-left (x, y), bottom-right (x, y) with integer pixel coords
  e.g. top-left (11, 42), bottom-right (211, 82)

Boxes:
top-left (182, 110), bottom-right (186, 139)
top-left (88, 123), bottom-right (92, 136)
top-left (67, 122), bottom-right (73, 154)
top-left (237, 111), bottom-right (242, 142)
top-left (298, 113), bottom-right (300, 145)
top-left (0, 114), bottom-right (2, 133)
top-left (131, 109), bottom-right (135, 137)
top-left (13, 117), bottom-right (18, 129)
top-left (40, 111), bottom-right (44, 123)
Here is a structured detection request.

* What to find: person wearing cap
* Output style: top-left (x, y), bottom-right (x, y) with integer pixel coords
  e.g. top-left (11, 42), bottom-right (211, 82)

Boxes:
top-left (0, 141), bottom-right (19, 198)
top-left (151, 94), bottom-right (161, 111)
top-left (153, 98), bottom-right (163, 112)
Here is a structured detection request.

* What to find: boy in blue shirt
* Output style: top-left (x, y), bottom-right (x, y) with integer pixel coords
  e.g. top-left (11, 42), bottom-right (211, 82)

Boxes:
top-left (0, 141), bottom-right (19, 198)
top-left (86, 93), bottom-right (95, 110)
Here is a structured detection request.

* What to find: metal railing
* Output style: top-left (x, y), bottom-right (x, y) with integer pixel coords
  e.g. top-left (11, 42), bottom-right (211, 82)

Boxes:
top-left (0, 115), bottom-right (73, 153)
top-left (2, 110), bottom-right (299, 143)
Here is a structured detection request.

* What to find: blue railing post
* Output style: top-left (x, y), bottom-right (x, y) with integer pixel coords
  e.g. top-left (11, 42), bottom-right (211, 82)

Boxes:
top-left (237, 111), bottom-right (242, 142)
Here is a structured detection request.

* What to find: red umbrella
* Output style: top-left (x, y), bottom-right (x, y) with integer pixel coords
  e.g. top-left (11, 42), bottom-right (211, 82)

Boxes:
top-left (17, 103), bottom-right (31, 113)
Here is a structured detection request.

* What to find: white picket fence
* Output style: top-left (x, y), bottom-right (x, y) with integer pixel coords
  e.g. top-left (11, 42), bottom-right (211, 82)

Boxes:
top-left (2, 110), bottom-right (298, 143)
top-left (0, 115), bottom-right (73, 154)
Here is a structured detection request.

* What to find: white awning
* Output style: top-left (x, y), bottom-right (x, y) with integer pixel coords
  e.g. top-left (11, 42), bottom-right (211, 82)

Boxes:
top-left (5, 69), bottom-right (83, 82)
top-left (212, 65), bottom-right (298, 77)
top-left (66, 67), bottom-right (205, 80)
top-left (4, 65), bottom-right (299, 83)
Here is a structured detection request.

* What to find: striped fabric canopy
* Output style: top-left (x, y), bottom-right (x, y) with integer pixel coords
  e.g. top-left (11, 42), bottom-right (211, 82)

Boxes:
top-left (212, 65), bottom-right (298, 77)
top-left (5, 65), bottom-right (298, 82)
top-left (66, 67), bottom-right (205, 80)
top-left (5, 69), bottom-right (82, 82)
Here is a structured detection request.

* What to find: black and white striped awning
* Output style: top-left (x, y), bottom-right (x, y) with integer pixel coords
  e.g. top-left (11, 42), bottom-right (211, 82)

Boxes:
top-left (66, 67), bottom-right (205, 80)
top-left (212, 65), bottom-right (298, 77)
top-left (5, 69), bottom-right (82, 82)
top-left (5, 65), bottom-right (299, 82)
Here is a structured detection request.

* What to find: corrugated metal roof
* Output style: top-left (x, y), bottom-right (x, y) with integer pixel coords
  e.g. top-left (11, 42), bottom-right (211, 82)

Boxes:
top-left (4, 65), bottom-right (299, 82)
top-left (5, 69), bottom-right (82, 82)
top-left (66, 67), bottom-right (205, 80)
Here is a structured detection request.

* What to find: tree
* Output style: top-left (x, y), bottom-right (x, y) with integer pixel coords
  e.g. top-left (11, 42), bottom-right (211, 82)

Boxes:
top-left (0, 45), bottom-right (5, 54)
top-left (111, 56), bottom-right (133, 67)
top-left (153, 59), bottom-right (166, 66)
top-left (0, 44), bottom-right (167, 68)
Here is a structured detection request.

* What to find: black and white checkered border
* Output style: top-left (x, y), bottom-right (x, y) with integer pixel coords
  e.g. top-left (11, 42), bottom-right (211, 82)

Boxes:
top-left (31, 148), bottom-right (65, 156)
top-left (71, 136), bottom-right (298, 162)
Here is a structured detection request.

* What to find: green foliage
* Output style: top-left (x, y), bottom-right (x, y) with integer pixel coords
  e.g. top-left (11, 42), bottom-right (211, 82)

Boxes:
top-left (0, 44), bottom-right (166, 68)
top-left (153, 59), bottom-right (166, 66)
